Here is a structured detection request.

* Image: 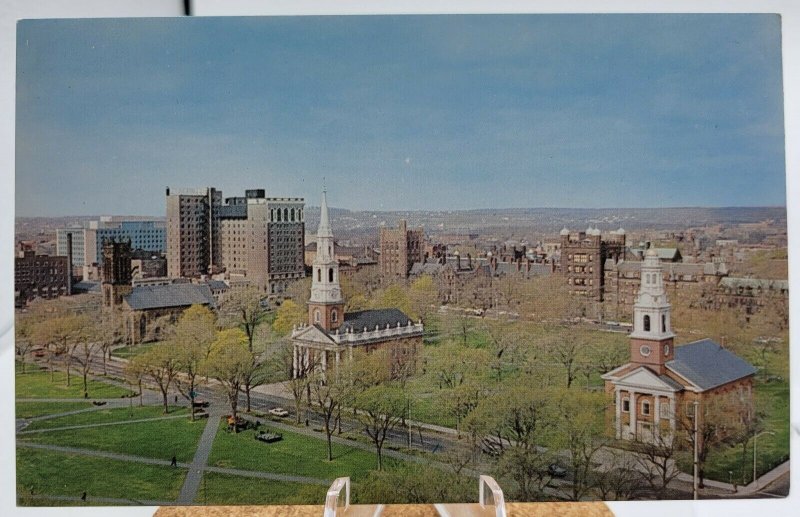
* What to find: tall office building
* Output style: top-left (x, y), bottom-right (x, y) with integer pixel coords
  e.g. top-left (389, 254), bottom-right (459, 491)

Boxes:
top-left (167, 187), bottom-right (304, 293)
top-left (379, 219), bottom-right (424, 280)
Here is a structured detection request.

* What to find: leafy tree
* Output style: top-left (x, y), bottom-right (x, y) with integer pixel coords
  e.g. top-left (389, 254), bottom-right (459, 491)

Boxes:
top-left (71, 340), bottom-right (101, 398)
top-left (356, 464), bottom-right (473, 504)
top-left (551, 389), bottom-right (608, 501)
top-left (354, 385), bottom-right (407, 470)
top-left (309, 366), bottom-right (351, 461)
top-left (203, 328), bottom-right (251, 429)
top-left (133, 343), bottom-right (179, 414)
top-left (425, 342), bottom-right (490, 390)
top-left (272, 299), bottom-right (306, 335)
top-left (95, 313), bottom-right (126, 376)
top-left (124, 354), bottom-right (146, 407)
top-left (373, 284), bottom-right (414, 319)
top-left (220, 288), bottom-right (265, 352)
top-left (631, 431), bottom-right (682, 498)
top-left (172, 305), bottom-right (217, 420)
top-left (409, 275), bottom-right (438, 322)
top-left (592, 450), bottom-right (644, 501)
top-left (546, 333), bottom-right (587, 388)
top-left (31, 314), bottom-right (89, 386)
top-left (280, 341), bottom-right (318, 425)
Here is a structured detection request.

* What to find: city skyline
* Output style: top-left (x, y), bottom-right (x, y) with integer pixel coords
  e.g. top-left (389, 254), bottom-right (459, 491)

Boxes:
top-left (16, 15), bottom-right (786, 217)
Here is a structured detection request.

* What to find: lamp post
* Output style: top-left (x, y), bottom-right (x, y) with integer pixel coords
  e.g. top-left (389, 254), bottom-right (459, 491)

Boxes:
top-left (753, 430), bottom-right (775, 488)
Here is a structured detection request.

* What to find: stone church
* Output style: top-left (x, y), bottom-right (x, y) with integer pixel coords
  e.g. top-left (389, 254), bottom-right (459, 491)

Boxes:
top-left (602, 248), bottom-right (756, 446)
top-left (291, 190), bottom-right (424, 377)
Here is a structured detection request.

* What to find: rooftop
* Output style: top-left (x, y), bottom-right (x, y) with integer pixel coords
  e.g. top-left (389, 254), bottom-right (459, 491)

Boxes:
top-left (125, 283), bottom-right (216, 311)
top-left (666, 338), bottom-right (757, 391)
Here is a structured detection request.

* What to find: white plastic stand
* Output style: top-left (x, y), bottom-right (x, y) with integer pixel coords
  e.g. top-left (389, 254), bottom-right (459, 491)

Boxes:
top-left (323, 477), bottom-right (384, 517)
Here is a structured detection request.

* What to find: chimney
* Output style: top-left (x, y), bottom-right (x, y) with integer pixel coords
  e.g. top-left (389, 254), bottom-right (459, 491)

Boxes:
top-left (165, 186), bottom-right (170, 196)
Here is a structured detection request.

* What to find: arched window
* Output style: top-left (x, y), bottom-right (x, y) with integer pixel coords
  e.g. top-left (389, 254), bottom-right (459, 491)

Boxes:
top-left (662, 314), bottom-right (666, 332)
top-left (643, 315), bottom-right (651, 332)
top-left (317, 268), bottom-right (321, 282)
top-left (290, 208), bottom-right (295, 221)
top-left (270, 209), bottom-right (274, 222)
top-left (277, 209), bottom-right (281, 222)
top-left (314, 310), bottom-right (320, 323)
top-left (329, 268), bottom-right (334, 282)
top-left (283, 208), bottom-right (288, 221)
top-left (331, 310), bottom-right (337, 323)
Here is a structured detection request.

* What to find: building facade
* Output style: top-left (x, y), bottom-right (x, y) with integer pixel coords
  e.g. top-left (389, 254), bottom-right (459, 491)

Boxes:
top-left (602, 249), bottom-right (756, 446)
top-left (102, 239), bottom-right (133, 309)
top-left (379, 219), bottom-right (424, 280)
top-left (15, 250), bottom-right (72, 305)
top-left (167, 187), bottom-right (305, 293)
top-left (560, 227), bottom-right (626, 301)
top-left (292, 191), bottom-right (424, 376)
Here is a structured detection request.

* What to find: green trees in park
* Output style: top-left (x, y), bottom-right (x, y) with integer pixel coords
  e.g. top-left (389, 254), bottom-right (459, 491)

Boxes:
top-left (172, 305), bottom-right (217, 420)
top-left (130, 343), bottom-right (179, 414)
top-left (309, 366), bottom-right (352, 462)
top-left (353, 385), bottom-right (407, 471)
top-left (272, 299), bottom-right (306, 335)
top-left (30, 312), bottom-right (90, 386)
top-left (203, 328), bottom-right (252, 429)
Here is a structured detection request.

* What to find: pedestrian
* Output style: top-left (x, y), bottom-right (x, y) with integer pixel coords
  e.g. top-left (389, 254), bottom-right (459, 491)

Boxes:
top-left (174, 395), bottom-right (178, 404)
top-left (81, 491), bottom-right (87, 502)
top-left (171, 454), bottom-right (177, 467)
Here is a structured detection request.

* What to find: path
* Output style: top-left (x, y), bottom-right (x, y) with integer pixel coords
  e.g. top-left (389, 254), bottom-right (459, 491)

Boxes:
top-left (16, 442), bottom-right (329, 485)
top-left (22, 493), bottom-right (174, 506)
top-left (176, 409), bottom-right (225, 504)
top-left (17, 413), bottom-right (190, 435)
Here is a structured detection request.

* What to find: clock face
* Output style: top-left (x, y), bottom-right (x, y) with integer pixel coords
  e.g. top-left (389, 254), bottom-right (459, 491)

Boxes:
top-left (640, 345), bottom-right (652, 357)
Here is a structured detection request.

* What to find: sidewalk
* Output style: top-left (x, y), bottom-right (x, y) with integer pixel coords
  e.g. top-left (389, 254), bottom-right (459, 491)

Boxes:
top-left (673, 459), bottom-right (790, 495)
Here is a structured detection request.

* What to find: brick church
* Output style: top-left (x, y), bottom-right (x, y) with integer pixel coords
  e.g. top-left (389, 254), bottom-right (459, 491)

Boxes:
top-left (291, 190), bottom-right (424, 377)
top-left (602, 248), bottom-right (756, 445)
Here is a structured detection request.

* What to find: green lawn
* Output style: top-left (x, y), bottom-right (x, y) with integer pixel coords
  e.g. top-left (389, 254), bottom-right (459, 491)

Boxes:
top-left (697, 381), bottom-right (790, 485)
top-left (113, 343), bottom-right (156, 360)
top-left (20, 411), bottom-right (206, 463)
top-left (16, 364), bottom-right (133, 399)
top-left (198, 472), bottom-right (327, 505)
top-left (209, 419), bottom-right (400, 481)
top-left (17, 447), bottom-right (186, 503)
top-left (16, 401), bottom-right (92, 419)
top-left (23, 405), bottom-right (188, 431)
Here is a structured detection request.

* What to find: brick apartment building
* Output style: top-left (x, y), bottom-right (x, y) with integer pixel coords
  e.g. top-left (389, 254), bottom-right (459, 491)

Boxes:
top-left (560, 227), bottom-right (626, 301)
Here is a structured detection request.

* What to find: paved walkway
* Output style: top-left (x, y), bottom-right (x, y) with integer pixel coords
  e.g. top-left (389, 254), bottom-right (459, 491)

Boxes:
top-left (17, 413), bottom-right (190, 435)
top-left (177, 409), bottom-right (225, 504)
top-left (16, 442), bottom-right (330, 485)
top-left (23, 493), bottom-right (174, 506)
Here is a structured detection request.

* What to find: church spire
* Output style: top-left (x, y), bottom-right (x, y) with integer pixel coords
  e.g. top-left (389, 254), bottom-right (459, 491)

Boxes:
top-left (308, 189), bottom-right (344, 331)
top-left (629, 248), bottom-right (675, 373)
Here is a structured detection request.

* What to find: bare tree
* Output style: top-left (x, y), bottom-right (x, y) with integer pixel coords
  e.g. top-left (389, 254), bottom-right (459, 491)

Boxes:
top-left (71, 341), bottom-right (101, 398)
top-left (354, 385), bottom-right (407, 470)
top-left (632, 432), bottom-right (683, 498)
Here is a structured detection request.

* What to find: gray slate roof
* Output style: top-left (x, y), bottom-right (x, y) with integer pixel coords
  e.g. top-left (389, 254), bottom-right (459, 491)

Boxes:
top-left (340, 308), bottom-right (414, 333)
top-left (125, 283), bottom-right (216, 311)
top-left (666, 339), bottom-right (756, 390)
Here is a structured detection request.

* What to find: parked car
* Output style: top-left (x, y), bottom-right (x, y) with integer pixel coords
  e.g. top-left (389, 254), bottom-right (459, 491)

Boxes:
top-left (548, 463), bottom-right (567, 478)
top-left (192, 399), bottom-right (210, 408)
top-left (268, 407), bottom-right (289, 418)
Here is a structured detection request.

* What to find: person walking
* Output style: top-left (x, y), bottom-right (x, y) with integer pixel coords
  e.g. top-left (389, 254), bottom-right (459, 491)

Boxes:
top-left (171, 454), bottom-right (177, 467)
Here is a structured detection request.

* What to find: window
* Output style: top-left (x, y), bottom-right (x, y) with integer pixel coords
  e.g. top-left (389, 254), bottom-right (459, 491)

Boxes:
top-left (314, 310), bottom-right (320, 323)
top-left (317, 268), bottom-right (321, 282)
top-left (662, 314), bottom-right (667, 333)
top-left (642, 401), bottom-right (651, 416)
top-left (660, 400), bottom-right (670, 418)
top-left (622, 398), bottom-right (630, 413)
top-left (643, 315), bottom-right (651, 331)
top-left (331, 310), bottom-right (337, 323)
top-left (329, 268), bottom-right (334, 282)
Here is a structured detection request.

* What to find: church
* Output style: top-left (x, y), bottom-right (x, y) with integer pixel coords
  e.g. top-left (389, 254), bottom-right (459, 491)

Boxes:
top-left (290, 190), bottom-right (424, 377)
top-left (602, 248), bottom-right (756, 445)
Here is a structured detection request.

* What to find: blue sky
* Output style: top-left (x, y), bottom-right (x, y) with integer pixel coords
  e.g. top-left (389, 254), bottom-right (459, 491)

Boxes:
top-left (15, 14), bottom-right (785, 216)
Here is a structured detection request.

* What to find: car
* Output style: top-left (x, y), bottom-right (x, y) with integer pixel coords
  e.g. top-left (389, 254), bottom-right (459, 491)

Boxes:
top-left (268, 407), bottom-right (289, 418)
top-left (548, 463), bottom-right (567, 478)
top-left (192, 399), bottom-right (210, 408)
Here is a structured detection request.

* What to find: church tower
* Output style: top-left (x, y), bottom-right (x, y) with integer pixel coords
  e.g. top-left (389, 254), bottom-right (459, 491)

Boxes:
top-left (628, 248), bottom-right (675, 374)
top-left (307, 189), bottom-right (344, 331)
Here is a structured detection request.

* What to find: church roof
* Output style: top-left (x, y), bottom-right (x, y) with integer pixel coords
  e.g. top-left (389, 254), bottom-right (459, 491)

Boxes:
top-left (666, 339), bottom-right (756, 391)
top-left (340, 308), bottom-right (415, 333)
top-left (125, 283), bottom-right (216, 311)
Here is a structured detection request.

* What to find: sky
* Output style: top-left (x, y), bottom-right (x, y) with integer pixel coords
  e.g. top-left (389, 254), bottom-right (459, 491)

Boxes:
top-left (15, 14), bottom-right (786, 216)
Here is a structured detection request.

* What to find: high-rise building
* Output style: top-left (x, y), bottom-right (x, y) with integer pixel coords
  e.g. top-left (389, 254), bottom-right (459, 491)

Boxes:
top-left (15, 250), bottom-right (71, 305)
top-left (56, 228), bottom-right (86, 269)
top-left (167, 187), bottom-right (305, 293)
top-left (57, 218), bottom-right (166, 268)
top-left (379, 219), bottom-right (424, 280)
top-left (166, 187), bottom-right (222, 278)
top-left (560, 227), bottom-right (626, 301)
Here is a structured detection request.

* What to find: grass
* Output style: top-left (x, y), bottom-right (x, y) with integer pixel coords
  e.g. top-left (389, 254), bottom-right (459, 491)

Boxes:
top-left (16, 363), bottom-right (133, 399)
top-left (113, 343), bottom-right (156, 360)
top-left (23, 405), bottom-right (189, 431)
top-left (16, 401), bottom-right (92, 419)
top-left (694, 381), bottom-right (790, 485)
top-left (198, 472), bottom-right (327, 505)
top-left (16, 447), bottom-right (186, 503)
top-left (20, 410), bottom-right (206, 463)
top-left (209, 419), bottom-right (400, 481)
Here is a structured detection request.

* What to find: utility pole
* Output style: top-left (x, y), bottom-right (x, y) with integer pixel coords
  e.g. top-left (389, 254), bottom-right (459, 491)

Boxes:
top-left (693, 400), bottom-right (699, 500)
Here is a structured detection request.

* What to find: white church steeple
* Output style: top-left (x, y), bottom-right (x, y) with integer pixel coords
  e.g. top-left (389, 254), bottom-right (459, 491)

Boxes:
top-left (629, 248), bottom-right (675, 372)
top-left (308, 189), bottom-right (344, 331)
